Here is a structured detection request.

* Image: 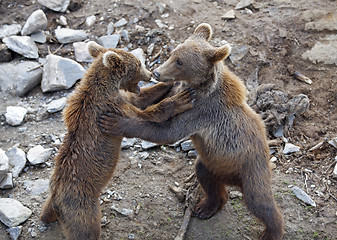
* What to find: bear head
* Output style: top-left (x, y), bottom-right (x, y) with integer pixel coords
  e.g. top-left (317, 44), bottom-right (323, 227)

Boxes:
top-left (87, 41), bottom-right (152, 93)
top-left (153, 23), bottom-right (231, 89)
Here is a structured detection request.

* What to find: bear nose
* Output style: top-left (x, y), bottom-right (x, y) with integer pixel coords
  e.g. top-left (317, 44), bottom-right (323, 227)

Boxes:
top-left (153, 71), bottom-right (160, 80)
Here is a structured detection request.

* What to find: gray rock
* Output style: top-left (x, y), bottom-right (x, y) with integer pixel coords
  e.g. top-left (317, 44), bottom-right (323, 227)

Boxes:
top-left (292, 186), bottom-right (316, 207)
top-left (222, 10), bottom-right (236, 20)
top-left (24, 179), bottom-right (49, 195)
top-left (283, 143), bottom-right (300, 154)
top-left (30, 31), bottom-right (47, 43)
top-left (0, 198), bottom-right (32, 227)
top-left (85, 16), bottom-right (96, 27)
top-left (130, 48), bottom-right (146, 66)
top-left (0, 60), bottom-right (43, 96)
top-left (41, 54), bottom-right (85, 92)
top-left (114, 18), bottom-right (128, 28)
top-left (147, 43), bottom-right (155, 56)
top-left (0, 44), bottom-right (12, 62)
top-left (27, 145), bottom-right (53, 165)
top-left (0, 173), bottom-right (13, 189)
top-left (7, 226), bottom-right (22, 240)
top-left (305, 12), bottom-right (337, 31)
top-left (55, 28), bottom-right (88, 44)
top-left (47, 97), bottom-right (67, 113)
top-left (235, 0), bottom-right (253, 10)
top-left (37, 0), bottom-right (70, 12)
top-left (58, 16), bottom-right (68, 26)
top-left (97, 34), bottom-right (120, 49)
top-left (3, 36), bottom-right (39, 59)
top-left (121, 138), bottom-right (137, 149)
top-left (21, 9), bottom-right (48, 36)
top-left (140, 140), bottom-right (159, 150)
top-left (155, 19), bottom-right (167, 29)
top-left (302, 41), bottom-right (337, 66)
top-left (181, 140), bottom-right (194, 151)
top-left (0, 148), bottom-right (9, 182)
top-left (121, 30), bottom-right (130, 42)
top-left (73, 42), bottom-right (93, 62)
top-left (5, 106), bottom-right (27, 126)
top-left (0, 24), bottom-right (21, 39)
top-left (328, 137), bottom-right (337, 148)
top-left (111, 204), bottom-right (134, 218)
top-left (107, 22), bottom-right (114, 35)
top-left (157, 3), bottom-right (167, 14)
top-left (187, 150), bottom-right (198, 158)
top-left (6, 147), bottom-right (27, 178)
top-left (229, 45), bottom-right (249, 63)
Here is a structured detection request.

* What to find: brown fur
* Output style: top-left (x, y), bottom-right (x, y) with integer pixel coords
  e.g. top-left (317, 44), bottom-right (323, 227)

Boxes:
top-left (99, 23), bottom-right (284, 240)
top-left (40, 42), bottom-right (193, 240)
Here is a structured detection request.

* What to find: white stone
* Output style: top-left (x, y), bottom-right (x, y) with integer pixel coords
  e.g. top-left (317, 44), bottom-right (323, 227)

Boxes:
top-left (73, 42), bottom-right (93, 62)
top-left (0, 24), bottom-right (21, 39)
top-left (328, 137), bottom-right (337, 148)
top-left (229, 45), bottom-right (249, 63)
top-left (7, 226), bottom-right (22, 240)
top-left (97, 34), bottom-right (120, 49)
top-left (41, 54), bottom-right (85, 92)
top-left (121, 138), bottom-right (137, 149)
top-left (107, 22), bottom-right (114, 35)
top-left (292, 186), bottom-right (316, 207)
top-left (155, 19), bottom-right (167, 28)
top-left (157, 3), bottom-right (166, 14)
top-left (2, 36), bottom-right (39, 59)
top-left (114, 18), bottom-right (128, 28)
top-left (85, 16), bottom-right (96, 27)
top-left (6, 147), bottom-right (26, 178)
top-left (21, 9), bottom-right (48, 36)
top-left (140, 140), bottom-right (159, 150)
top-left (0, 148), bottom-right (9, 183)
top-left (282, 143), bottom-right (300, 154)
top-left (37, 0), bottom-right (70, 12)
top-left (58, 16), bottom-right (68, 26)
top-left (0, 60), bottom-right (42, 96)
top-left (130, 48), bottom-right (146, 66)
top-left (30, 31), bottom-right (46, 43)
top-left (0, 173), bottom-right (13, 189)
top-left (5, 106), bottom-right (27, 126)
top-left (27, 145), bottom-right (53, 165)
top-left (235, 0), bottom-right (253, 10)
top-left (181, 140), bottom-right (194, 151)
top-left (47, 97), bottom-right (67, 113)
top-left (55, 28), bottom-right (88, 44)
top-left (0, 198), bottom-right (32, 227)
top-left (302, 41), bottom-right (337, 66)
top-left (222, 10), bottom-right (236, 19)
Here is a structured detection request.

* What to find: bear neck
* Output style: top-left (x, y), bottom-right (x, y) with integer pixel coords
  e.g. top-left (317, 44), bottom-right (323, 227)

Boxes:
top-left (216, 62), bottom-right (247, 106)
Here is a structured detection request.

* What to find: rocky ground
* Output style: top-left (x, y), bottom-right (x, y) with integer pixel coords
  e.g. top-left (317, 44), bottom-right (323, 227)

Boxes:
top-left (0, 0), bottom-right (336, 239)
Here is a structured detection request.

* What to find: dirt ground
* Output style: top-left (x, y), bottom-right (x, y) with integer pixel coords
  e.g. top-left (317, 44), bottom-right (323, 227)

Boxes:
top-left (0, 0), bottom-right (336, 239)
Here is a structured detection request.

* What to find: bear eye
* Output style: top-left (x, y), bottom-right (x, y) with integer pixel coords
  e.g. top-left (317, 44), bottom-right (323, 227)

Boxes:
top-left (176, 59), bottom-right (183, 66)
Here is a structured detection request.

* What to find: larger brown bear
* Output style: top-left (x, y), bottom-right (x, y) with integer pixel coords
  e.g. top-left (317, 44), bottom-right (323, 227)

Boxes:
top-left (40, 42), bottom-right (194, 240)
top-left (99, 23), bottom-right (284, 240)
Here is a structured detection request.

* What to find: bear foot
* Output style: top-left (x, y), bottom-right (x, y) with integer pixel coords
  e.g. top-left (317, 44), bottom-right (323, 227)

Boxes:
top-left (194, 198), bottom-right (222, 219)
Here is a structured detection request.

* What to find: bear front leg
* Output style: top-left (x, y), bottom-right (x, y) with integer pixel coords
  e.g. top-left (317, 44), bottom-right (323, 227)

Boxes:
top-left (136, 88), bottom-right (195, 123)
top-left (130, 82), bottom-right (174, 109)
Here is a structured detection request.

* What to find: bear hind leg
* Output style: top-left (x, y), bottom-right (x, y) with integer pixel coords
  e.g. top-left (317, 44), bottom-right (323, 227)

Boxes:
top-left (243, 177), bottom-right (284, 240)
top-left (194, 160), bottom-right (228, 219)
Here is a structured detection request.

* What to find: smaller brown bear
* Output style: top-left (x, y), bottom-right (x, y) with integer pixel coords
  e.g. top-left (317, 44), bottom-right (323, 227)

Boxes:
top-left (40, 42), bottom-right (194, 240)
top-left (99, 24), bottom-right (284, 240)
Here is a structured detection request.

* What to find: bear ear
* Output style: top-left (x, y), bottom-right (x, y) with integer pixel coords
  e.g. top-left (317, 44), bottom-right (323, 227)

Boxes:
top-left (87, 41), bottom-right (104, 58)
top-left (102, 51), bottom-right (122, 68)
top-left (210, 44), bottom-right (231, 62)
top-left (193, 23), bottom-right (212, 41)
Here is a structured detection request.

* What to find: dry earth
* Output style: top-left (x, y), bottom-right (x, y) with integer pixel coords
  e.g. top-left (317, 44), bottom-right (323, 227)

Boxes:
top-left (0, 0), bottom-right (336, 239)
